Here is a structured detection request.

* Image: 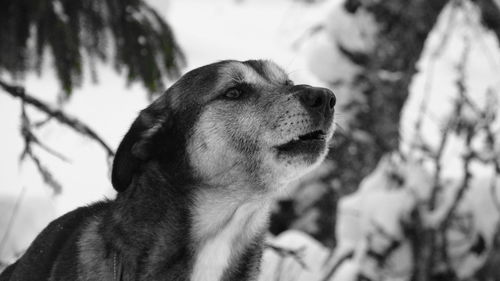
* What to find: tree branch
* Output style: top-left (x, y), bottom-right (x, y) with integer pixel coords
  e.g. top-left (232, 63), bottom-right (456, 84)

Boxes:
top-left (19, 104), bottom-right (63, 194)
top-left (0, 79), bottom-right (115, 158)
top-left (265, 243), bottom-right (309, 270)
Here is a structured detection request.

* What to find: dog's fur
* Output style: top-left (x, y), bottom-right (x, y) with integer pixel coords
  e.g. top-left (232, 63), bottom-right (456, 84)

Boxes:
top-left (0, 60), bottom-right (335, 281)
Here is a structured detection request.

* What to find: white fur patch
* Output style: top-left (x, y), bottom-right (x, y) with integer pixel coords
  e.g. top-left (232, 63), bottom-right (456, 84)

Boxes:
top-left (78, 217), bottom-right (113, 280)
top-left (190, 192), bottom-right (270, 281)
top-left (187, 109), bottom-right (234, 182)
top-left (215, 61), bottom-right (289, 95)
top-left (262, 60), bottom-right (288, 83)
top-left (237, 63), bottom-right (266, 85)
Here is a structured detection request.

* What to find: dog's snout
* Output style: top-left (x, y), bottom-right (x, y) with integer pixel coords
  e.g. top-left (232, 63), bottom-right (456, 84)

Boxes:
top-left (293, 85), bottom-right (336, 116)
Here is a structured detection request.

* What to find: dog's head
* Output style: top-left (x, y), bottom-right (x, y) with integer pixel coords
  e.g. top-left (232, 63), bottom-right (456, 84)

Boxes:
top-left (112, 60), bottom-right (335, 194)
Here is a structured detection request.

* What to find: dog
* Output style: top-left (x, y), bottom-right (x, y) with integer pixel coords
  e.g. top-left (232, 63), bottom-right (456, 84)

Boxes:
top-left (0, 59), bottom-right (336, 281)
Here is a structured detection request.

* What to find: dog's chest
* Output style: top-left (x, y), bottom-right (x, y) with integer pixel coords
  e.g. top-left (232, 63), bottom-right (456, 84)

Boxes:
top-left (190, 197), bottom-right (269, 281)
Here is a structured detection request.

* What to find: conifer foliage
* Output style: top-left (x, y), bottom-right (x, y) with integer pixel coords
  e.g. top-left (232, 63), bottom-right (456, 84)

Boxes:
top-left (0, 0), bottom-right (184, 97)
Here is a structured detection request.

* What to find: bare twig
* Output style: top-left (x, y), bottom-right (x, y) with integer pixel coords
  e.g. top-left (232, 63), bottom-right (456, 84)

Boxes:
top-left (265, 243), bottom-right (309, 270)
top-left (319, 250), bottom-right (354, 281)
top-left (0, 79), bottom-right (115, 158)
top-left (19, 103), bottom-right (63, 194)
top-left (20, 118), bottom-right (70, 163)
top-left (440, 131), bottom-right (474, 229)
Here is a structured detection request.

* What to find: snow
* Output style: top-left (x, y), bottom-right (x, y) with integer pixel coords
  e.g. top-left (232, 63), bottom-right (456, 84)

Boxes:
top-left (401, 1), bottom-right (500, 179)
top-left (326, 156), bottom-right (427, 280)
top-left (303, 32), bottom-right (362, 84)
top-left (259, 230), bottom-right (330, 281)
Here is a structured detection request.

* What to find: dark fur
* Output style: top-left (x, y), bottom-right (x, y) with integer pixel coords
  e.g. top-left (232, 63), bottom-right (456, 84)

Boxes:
top-left (0, 202), bottom-right (110, 281)
top-left (0, 59), bottom-right (335, 281)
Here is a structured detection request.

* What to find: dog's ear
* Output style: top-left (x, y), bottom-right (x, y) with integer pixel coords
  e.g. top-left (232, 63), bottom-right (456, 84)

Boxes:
top-left (111, 107), bottom-right (169, 192)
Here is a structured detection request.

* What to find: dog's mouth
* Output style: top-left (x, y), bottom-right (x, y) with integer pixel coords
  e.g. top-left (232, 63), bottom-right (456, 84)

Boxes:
top-left (275, 130), bottom-right (327, 157)
top-left (298, 130), bottom-right (327, 141)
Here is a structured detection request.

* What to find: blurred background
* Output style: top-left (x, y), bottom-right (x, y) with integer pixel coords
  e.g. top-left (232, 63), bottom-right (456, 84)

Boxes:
top-left (1, 0), bottom-right (500, 280)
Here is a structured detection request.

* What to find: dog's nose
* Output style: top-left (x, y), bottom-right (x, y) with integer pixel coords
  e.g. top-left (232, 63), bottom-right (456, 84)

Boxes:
top-left (294, 85), bottom-right (336, 116)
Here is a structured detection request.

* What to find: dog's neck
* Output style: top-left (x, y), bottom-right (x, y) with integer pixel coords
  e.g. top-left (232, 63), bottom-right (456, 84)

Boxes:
top-left (106, 166), bottom-right (272, 281)
top-left (190, 189), bottom-right (271, 281)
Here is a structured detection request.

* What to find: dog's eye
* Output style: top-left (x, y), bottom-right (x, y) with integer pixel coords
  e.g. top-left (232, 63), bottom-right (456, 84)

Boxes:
top-left (223, 88), bottom-right (243, 99)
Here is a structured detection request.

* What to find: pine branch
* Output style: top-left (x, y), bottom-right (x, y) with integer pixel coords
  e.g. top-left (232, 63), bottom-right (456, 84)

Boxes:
top-left (0, 0), bottom-right (184, 97)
